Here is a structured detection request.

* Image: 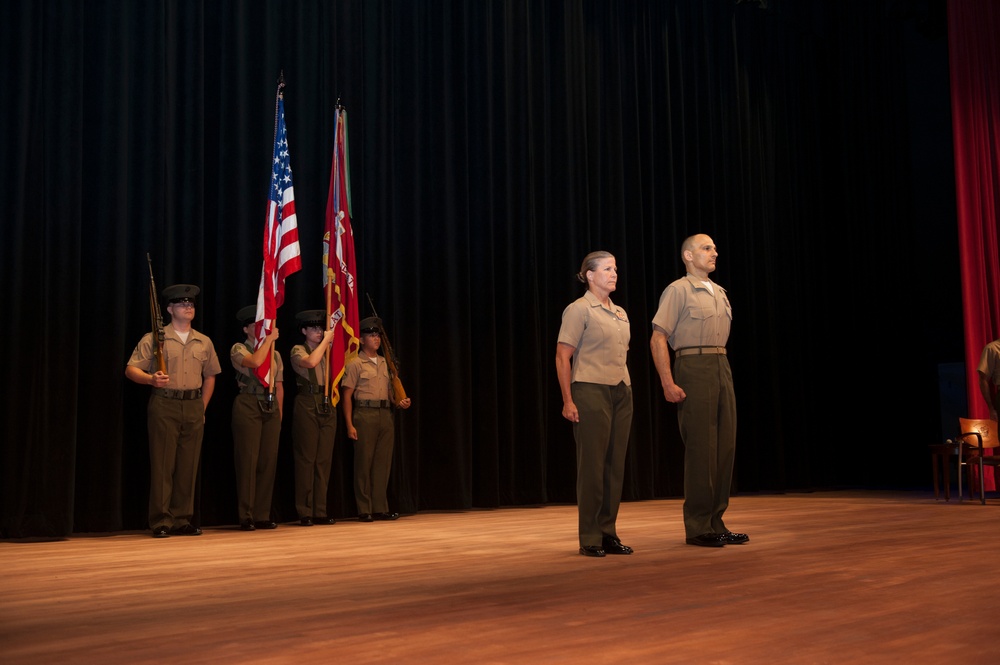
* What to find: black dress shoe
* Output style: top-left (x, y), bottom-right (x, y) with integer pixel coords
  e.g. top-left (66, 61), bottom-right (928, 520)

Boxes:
top-left (601, 535), bottom-right (634, 555)
top-left (254, 520), bottom-right (278, 530)
top-left (240, 519), bottom-right (256, 531)
top-left (686, 533), bottom-right (726, 547)
top-left (358, 513), bottom-right (374, 522)
top-left (312, 516), bottom-right (336, 525)
top-left (170, 524), bottom-right (202, 536)
top-left (579, 545), bottom-right (606, 557)
top-left (299, 517), bottom-right (314, 526)
top-left (374, 512), bottom-right (399, 521)
top-left (152, 526), bottom-right (170, 538)
top-left (720, 531), bottom-right (749, 544)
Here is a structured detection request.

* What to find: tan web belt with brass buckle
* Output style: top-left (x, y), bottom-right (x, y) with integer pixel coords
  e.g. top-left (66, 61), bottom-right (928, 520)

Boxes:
top-left (674, 346), bottom-right (726, 357)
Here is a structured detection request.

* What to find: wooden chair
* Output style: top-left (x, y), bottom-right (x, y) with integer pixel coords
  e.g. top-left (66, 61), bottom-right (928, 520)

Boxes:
top-left (959, 417), bottom-right (1000, 504)
top-left (929, 439), bottom-right (975, 501)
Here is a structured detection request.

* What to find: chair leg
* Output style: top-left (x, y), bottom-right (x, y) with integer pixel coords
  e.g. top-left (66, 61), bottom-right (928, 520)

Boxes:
top-left (932, 453), bottom-right (941, 500)
top-left (958, 455), bottom-right (964, 502)
top-left (944, 458), bottom-right (951, 501)
top-left (980, 462), bottom-right (986, 505)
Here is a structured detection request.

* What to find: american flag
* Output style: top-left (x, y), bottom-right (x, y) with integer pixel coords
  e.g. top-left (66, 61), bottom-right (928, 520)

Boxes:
top-left (323, 106), bottom-right (359, 405)
top-left (254, 79), bottom-right (302, 386)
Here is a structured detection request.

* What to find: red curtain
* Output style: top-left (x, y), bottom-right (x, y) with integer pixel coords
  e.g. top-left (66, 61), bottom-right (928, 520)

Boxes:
top-left (949, 0), bottom-right (1000, 487)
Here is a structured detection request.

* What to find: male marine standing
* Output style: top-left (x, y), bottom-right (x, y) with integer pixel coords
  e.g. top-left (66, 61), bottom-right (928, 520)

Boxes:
top-left (341, 316), bottom-right (412, 522)
top-left (977, 338), bottom-right (1000, 420)
top-left (649, 235), bottom-right (747, 548)
top-left (126, 284), bottom-right (222, 538)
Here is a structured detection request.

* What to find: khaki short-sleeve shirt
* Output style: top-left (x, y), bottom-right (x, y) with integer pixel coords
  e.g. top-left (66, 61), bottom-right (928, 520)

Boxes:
top-left (651, 274), bottom-right (732, 350)
top-left (290, 343), bottom-right (326, 386)
top-left (978, 340), bottom-right (1000, 384)
top-left (127, 324), bottom-right (222, 390)
top-left (557, 290), bottom-right (631, 386)
top-left (342, 354), bottom-right (390, 400)
top-left (230, 338), bottom-right (284, 385)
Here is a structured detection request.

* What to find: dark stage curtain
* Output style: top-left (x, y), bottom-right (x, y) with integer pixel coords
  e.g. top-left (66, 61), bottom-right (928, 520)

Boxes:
top-left (948, 0), bottom-right (1000, 489)
top-left (1, 1), bottom-right (961, 537)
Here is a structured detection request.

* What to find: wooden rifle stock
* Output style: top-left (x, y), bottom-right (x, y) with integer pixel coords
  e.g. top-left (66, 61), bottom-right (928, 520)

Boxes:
top-left (378, 325), bottom-right (407, 405)
top-left (146, 253), bottom-right (166, 374)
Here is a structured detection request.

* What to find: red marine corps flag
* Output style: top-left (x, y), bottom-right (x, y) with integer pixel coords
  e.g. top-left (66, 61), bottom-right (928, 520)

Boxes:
top-left (323, 105), bottom-right (359, 405)
top-left (254, 75), bottom-right (302, 386)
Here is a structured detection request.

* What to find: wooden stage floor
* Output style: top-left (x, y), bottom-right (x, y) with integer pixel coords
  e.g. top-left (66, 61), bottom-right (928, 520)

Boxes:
top-left (2, 491), bottom-right (997, 664)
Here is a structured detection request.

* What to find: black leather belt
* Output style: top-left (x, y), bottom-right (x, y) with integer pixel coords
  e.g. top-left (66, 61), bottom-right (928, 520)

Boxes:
top-left (300, 384), bottom-right (324, 394)
top-left (153, 388), bottom-right (202, 400)
top-left (675, 346), bottom-right (726, 357)
top-left (355, 399), bottom-right (391, 409)
top-left (239, 387), bottom-right (267, 395)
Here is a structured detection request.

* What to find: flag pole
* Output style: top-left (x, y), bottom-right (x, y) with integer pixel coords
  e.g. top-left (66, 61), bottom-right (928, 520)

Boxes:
top-left (269, 346), bottom-right (276, 399)
top-left (267, 71), bottom-right (283, 405)
top-left (324, 268), bottom-right (334, 403)
top-left (274, 72), bottom-right (283, 400)
top-left (253, 69), bottom-right (302, 395)
top-left (323, 103), bottom-right (359, 408)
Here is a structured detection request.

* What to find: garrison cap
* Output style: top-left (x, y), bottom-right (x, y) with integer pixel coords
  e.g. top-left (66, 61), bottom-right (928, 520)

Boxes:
top-left (296, 310), bottom-right (326, 327)
top-left (359, 316), bottom-right (382, 334)
top-left (163, 284), bottom-right (200, 303)
top-left (236, 305), bottom-right (257, 325)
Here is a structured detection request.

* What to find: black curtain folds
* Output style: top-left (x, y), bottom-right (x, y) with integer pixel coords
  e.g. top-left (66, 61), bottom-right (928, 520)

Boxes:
top-left (1, 0), bottom-right (960, 537)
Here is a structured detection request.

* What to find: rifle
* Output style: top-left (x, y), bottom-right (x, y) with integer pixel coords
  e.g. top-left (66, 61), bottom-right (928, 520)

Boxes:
top-left (146, 253), bottom-right (166, 374)
top-left (366, 294), bottom-right (407, 406)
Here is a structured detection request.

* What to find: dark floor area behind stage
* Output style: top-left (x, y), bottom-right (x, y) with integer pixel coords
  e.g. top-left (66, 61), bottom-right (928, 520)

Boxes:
top-left (2, 491), bottom-right (997, 664)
